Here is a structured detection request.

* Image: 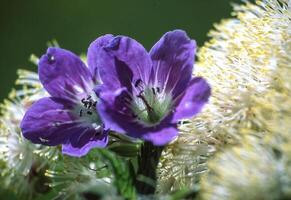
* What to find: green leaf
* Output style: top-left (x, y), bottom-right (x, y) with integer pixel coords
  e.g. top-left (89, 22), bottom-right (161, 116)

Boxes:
top-left (97, 149), bottom-right (137, 200)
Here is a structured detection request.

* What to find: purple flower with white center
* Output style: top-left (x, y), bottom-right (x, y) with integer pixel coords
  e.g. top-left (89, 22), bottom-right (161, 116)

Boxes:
top-left (91, 30), bottom-right (211, 146)
top-left (20, 47), bottom-right (108, 157)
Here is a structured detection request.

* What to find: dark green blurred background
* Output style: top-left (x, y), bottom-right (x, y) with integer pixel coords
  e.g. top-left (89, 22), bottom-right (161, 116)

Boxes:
top-left (0, 0), bottom-right (240, 101)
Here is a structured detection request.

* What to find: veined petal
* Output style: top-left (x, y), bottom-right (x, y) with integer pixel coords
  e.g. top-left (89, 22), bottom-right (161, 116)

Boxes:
top-left (149, 30), bottom-right (196, 98)
top-left (87, 34), bottom-right (114, 83)
top-left (39, 47), bottom-right (93, 100)
top-left (92, 35), bottom-right (152, 91)
top-left (20, 97), bottom-right (79, 146)
top-left (98, 94), bottom-right (178, 146)
top-left (62, 130), bottom-right (108, 157)
top-left (172, 77), bottom-right (211, 122)
top-left (97, 87), bottom-right (133, 133)
top-left (98, 86), bottom-right (178, 145)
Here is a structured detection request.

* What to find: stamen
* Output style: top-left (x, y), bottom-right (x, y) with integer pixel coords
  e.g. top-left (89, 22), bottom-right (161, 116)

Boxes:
top-left (137, 93), bottom-right (153, 112)
top-left (87, 101), bottom-right (92, 109)
top-left (156, 87), bottom-right (161, 93)
top-left (131, 86), bottom-right (172, 125)
top-left (79, 109), bottom-right (83, 117)
top-left (81, 97), bottom-right (95, 109)
top-left (151, 87), bottom-right (156, 95)
top-left (83, 102), bottom-right (89, 108)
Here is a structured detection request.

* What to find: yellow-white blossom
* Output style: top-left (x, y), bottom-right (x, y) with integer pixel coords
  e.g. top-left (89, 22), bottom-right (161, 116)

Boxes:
top-left (158, 0), bottom-right (291, 193)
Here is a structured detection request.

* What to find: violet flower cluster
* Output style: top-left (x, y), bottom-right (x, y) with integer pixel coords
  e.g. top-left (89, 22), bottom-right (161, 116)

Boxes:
top-left (20, 30), bottom-right (211, 157)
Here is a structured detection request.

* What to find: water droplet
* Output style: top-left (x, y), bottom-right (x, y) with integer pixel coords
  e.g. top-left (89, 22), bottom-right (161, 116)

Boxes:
top-left (47, 53), bottom-right (55, 64)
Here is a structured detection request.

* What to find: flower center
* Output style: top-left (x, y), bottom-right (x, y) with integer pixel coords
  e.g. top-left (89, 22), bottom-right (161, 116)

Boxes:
top-left (130, 79), bottom-right (172, 126)
top-left (73, 93), bottom-right (102, 130)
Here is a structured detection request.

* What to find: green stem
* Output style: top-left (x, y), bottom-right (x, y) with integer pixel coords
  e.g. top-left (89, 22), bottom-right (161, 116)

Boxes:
top-left (135, 142), bottom-right (164, 194)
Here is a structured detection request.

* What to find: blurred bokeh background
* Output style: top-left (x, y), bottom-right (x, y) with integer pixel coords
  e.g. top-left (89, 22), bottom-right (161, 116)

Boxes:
top-left (0, 0), bottom-right (240, 101)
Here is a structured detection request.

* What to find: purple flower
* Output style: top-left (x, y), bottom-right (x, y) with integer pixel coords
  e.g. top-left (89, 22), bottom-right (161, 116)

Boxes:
top-left (20, 47), bottom-right (108, 157)
top-left (91, 30), bottom-right (211, 146)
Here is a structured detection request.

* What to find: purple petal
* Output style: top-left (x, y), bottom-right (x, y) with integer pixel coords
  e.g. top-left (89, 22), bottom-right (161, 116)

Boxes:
top-left (90, 35), bottom-right (152, 91)
top-left (87, 34), bottom-right (114, 83)
top-left (172, 77), bottom-right (211, 122)
top-left (99, 95), bottom-right (178, 146)
top-left (62, 130), bottom-right (108, 157)
top-left (20, 97), bottom-right (78, 146)
top-left (149, 30), bottom-right (196, 98)
top-left (39, 47), bottom-right (93, 100)
top-left (97, 87), bottom-right (132, 133)
top-left (142, 125), bottom-right (178, 146)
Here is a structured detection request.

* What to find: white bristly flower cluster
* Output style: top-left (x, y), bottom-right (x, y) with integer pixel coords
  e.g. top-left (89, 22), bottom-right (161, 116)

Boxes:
top-left (200, 135), bottom-right (291, 200)
top-left (158, 0), bottom-right (291, 194)
top-left (0, 54), bottom-right (120, 200)
top-left (0, 56), bottom-right (59, 198)
top-left (200, 5), bottom-right (291, 196)
top-left (45, 150), bottom-right (119, 200)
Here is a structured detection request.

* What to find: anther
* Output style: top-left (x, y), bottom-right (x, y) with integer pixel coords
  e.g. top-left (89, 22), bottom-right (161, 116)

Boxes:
top-left (151, 87), bottom-right (156, 95)
top-left (83, 102), bottom-right (89, 108)
top-left (87, 101), bottom-right (92, 109)
top-left (80, 95), bottom-right (98, 113)
top-left (156, 87), bottom-right (161, 93)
